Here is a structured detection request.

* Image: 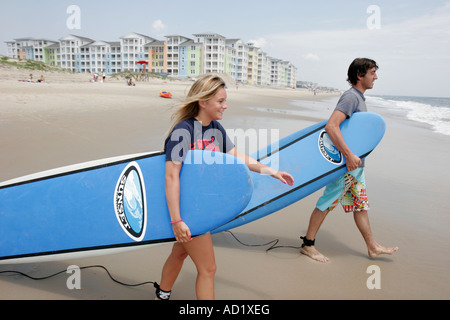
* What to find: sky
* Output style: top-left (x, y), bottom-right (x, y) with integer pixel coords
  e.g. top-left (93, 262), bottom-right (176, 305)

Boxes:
top-left (1, 0), bottom-right (449, 97)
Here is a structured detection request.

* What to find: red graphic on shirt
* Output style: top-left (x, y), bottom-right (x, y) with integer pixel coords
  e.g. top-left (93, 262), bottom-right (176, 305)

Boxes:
top-left (190, 137), bottom-right (220, 151)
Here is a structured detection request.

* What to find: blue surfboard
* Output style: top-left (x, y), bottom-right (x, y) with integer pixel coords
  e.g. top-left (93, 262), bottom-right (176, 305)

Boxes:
top-left (212, 112), bottom-right (386, 233)
top-left (0, 150), bottom-right (252, 263)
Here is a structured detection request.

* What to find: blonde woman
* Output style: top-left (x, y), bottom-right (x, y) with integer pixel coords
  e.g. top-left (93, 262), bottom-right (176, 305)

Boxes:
top-left (155, 75), bottom-right (294, 300)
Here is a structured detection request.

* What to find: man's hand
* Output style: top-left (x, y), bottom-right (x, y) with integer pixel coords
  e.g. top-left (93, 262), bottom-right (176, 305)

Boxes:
top-left (346, 153), bottom-right (362, 172)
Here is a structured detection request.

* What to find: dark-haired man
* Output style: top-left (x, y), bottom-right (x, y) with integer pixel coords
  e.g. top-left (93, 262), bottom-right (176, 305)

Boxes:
top-left (300, 58), bottom-right (398, 262)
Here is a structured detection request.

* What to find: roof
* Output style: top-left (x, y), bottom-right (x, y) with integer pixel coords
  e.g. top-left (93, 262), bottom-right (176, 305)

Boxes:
top-left (193, 32), bottom-right (226, 39)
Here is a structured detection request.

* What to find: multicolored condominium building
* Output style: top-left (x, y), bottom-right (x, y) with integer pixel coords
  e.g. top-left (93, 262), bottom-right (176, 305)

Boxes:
top-left (5, 32), bottom-right (296, 88)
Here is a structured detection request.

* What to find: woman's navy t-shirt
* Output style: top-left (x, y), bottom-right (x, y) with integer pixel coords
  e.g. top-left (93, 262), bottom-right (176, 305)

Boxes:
top-left (164, 118), bottom-right (234, 162)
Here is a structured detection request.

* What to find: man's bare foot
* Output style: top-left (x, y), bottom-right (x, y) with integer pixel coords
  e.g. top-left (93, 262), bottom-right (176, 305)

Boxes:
top-left (300, 246), bottom-right (329, 263)
top-left (368, 244), bottom-right (399, 259)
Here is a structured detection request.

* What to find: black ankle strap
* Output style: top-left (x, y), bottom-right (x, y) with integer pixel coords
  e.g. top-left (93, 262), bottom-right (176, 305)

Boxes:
top-left (300, 236), bottom-right (315, 247)
top-left (154, 282), bottom-right (171, 300)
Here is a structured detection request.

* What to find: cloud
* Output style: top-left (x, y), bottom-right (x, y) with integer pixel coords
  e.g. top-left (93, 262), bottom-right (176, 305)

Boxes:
top-left (261, 4), bottom-right (450, 96)
top-left (303, 53), bottom-right (320, 61)
top-left (152, 19), bottom-right (166, 33)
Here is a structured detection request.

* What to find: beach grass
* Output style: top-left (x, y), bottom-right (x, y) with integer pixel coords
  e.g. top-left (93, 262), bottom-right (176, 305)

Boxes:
top-left (0, 55), bottom-right (71, 73)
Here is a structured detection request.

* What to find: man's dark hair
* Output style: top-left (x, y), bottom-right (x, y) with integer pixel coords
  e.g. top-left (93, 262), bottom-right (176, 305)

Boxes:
top-left (347, 58), bottom-right (379, 85)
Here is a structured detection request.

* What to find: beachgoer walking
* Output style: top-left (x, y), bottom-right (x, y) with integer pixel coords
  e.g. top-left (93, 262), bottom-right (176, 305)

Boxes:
top-left (155, 75), bottom-right (294, 300)
top-left (300, 58), bottom-right (398, 262)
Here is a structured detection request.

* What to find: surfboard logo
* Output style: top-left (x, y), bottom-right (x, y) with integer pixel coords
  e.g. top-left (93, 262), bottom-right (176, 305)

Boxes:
top-left (318, 130), bottom-right (343, 165)
top-left (114, 162), bottom-right (147, 242)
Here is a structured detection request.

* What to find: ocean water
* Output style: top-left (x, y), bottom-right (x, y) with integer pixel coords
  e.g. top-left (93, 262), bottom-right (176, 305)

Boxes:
top-left (289, 94), bottom-right (450, 136)
top-left (366, 95), bottom-right (450, 136)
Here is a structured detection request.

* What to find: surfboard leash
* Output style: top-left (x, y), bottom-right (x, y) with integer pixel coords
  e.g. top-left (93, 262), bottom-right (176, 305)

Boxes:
top-left (1, 234), bottom-right (302, 294)
top-left (224, 231), bottom-right (302, 252)
top-left (0, 264), bottom-right (155, 287)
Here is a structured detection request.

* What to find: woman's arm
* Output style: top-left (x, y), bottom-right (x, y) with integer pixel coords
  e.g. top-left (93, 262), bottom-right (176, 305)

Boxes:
top-left (228, 147), bottom-right (294, 186)
top-left (165, 161), bottom-right (192, 242)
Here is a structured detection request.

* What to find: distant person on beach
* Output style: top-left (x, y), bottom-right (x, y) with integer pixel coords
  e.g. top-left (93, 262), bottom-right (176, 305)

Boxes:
top-left (155, 74), bottom-right (294, 300)
top-left (300, 58), bottom-right (398, 262)
top-left (37, 75), bottom-right (45, 83)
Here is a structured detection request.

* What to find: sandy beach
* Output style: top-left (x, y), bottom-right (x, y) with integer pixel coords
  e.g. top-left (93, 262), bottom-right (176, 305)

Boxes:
top-left (0, 65), bottom-right (449, 301)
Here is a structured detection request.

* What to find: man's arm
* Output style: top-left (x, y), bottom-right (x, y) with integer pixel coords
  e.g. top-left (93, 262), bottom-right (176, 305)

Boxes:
top-left (324, 110), bottom-right (361, 171)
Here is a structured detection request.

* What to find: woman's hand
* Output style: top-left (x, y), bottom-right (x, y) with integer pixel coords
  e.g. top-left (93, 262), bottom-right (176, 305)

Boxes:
top-left (271, 170), bottom-right (295, 186)
top-left (171, 221), bottom-right (192, 243)
top-left (228, 147), bottom-right (294, 186)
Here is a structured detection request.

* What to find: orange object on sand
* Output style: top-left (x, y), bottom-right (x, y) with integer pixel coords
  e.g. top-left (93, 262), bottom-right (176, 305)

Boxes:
top-left (160, 90), bottom-right (172, 98)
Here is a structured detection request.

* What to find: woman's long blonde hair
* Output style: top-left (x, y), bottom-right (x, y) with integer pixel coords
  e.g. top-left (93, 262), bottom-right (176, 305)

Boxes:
top-left (164, 74), bottom-right (226, 145)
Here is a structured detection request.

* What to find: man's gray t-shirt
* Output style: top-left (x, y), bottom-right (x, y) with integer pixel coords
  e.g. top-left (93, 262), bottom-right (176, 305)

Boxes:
top-left (334, 86), bottom-right (367, 167)
top-left (336, 87), bottom-right (367, 117)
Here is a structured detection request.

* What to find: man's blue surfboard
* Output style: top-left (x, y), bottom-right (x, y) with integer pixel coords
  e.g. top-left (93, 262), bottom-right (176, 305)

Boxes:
top-left (212, 112), bottom-right (385, 233)
top-left (0, 150), bottom-right (252, 263)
